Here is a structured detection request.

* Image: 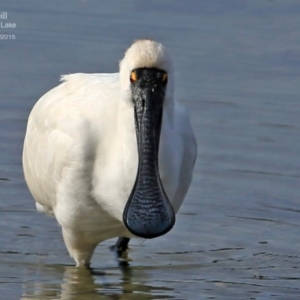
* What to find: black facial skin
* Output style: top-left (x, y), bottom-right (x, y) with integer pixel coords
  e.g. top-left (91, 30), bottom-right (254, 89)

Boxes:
top-left (123, 67), bottom-right (175, 239)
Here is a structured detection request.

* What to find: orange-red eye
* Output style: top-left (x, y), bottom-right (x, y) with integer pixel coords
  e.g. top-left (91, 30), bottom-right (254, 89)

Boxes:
top-left (130, 71), bottom-right (137, 83)
top-left (162, 73), bottom-right (168, 83)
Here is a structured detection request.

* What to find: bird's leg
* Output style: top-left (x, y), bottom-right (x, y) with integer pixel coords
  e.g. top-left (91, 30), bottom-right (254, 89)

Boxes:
top-left (62, 228), bottom-right (96, 268)
top-left (110, 237), bottom-right (130, 266)
top-left (110, 237), bottom-right (130, 253)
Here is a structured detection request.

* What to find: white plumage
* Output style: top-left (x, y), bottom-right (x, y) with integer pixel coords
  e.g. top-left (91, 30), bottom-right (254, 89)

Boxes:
top-left (23, 39), bottom-right (197, 267)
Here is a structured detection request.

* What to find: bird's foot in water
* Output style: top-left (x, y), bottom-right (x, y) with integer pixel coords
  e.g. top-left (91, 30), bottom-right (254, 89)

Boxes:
top-left (110, 237), bottom-right (131, 266)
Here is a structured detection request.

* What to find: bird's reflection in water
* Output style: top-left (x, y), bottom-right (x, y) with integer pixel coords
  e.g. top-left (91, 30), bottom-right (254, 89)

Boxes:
top-left (21, 262), bottom-right (174, 299)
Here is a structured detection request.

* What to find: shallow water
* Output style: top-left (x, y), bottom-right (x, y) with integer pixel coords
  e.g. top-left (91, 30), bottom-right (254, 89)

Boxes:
top-left (1, 1), bottom-right (300, 299)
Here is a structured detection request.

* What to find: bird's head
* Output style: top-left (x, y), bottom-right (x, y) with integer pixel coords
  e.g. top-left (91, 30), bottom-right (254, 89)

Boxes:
top-left (120, 40), bottom-right (176, 239)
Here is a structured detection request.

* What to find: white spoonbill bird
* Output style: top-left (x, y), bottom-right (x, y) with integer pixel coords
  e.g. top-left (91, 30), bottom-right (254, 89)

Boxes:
top-left (23, 39), bottom-right (197, 267)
